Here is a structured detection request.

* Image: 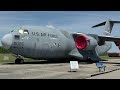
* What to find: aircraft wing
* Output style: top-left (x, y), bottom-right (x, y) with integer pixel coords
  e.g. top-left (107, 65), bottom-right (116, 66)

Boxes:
top-left (98, 35), bottom-right (120, 42)
top-left (72, 33), bottom-right (120, 42)
top-left (72, 33), bottom-right (120, 49)
top-left (93, 35), bottom-right (120, 49)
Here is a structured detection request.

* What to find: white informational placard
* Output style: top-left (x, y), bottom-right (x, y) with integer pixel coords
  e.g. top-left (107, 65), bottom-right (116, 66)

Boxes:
top-left (70, 61), bottom-right (79, 71)
top-left (3, 56), bottom-right (9, 60)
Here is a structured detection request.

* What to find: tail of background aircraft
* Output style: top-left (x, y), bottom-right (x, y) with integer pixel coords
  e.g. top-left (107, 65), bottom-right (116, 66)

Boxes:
top-left (92, 19), bottom-right (120, 36)
top-left (92, 19), bottom-right (120, 50)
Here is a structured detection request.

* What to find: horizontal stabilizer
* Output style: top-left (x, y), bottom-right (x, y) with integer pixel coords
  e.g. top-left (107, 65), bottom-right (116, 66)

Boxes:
top-left (92, 20), bottom-right (120, 28)
top-left (92, 22), bottom-right (106, 28)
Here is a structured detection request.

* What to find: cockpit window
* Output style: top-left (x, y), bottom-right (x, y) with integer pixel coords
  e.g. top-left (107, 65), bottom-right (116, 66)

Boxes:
top-left (11, 29), bottom-right (29, 35)
top-left (19, 29), bottom-right (24, 34)
top-left (14, 35), bottom-right (20, 40)
top-left (24, 29), bottom-right (29, 34)
top-left (11, 30), bottom-right (18, 32)
top-left (19, 29), bottom-right (29, 34)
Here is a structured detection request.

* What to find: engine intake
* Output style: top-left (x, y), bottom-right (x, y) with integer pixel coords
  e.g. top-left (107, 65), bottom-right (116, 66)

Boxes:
top-left (75, 34), bottom-right (98, 50)
top-left (75, 35), bottom-right (88, 50)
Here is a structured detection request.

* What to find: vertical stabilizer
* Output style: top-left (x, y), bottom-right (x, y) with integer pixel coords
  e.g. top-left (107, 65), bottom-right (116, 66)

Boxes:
top-left (92, 19), bottom-right (120, 36)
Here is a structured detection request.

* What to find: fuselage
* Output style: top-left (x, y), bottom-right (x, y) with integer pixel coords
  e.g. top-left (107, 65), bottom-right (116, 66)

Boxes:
top-left (1, 27), bottom-right (112, 61)
top-left (8, 28), bottom-right (76, 60)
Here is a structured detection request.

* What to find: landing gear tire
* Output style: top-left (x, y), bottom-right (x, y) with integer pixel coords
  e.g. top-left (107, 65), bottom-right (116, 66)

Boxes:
top-left (15, 59), bottom-right (24, 64)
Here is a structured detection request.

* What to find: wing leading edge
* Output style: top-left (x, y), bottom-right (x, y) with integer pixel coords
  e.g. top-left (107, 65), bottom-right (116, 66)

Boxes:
top-left (98, 35), bottom-right (120, 42)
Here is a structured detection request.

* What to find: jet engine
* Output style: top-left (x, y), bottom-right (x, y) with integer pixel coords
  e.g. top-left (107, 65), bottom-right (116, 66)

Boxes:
top-left (75, 34), bottom-right (98, 50)
top-left (117, 42), bottom-right (120, 50)
top-left (119, 43), bottom-right (120, 50)
top-left (114, 41), bottom-right (120, 50)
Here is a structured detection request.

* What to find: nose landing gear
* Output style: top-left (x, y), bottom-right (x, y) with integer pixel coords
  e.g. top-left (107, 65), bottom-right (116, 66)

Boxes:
top-left (15, 58), bottom-right (24, 64)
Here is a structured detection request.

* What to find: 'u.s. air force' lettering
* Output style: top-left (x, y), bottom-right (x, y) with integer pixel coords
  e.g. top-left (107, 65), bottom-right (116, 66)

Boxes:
top-left (32, 32), bottom-right (58, 38)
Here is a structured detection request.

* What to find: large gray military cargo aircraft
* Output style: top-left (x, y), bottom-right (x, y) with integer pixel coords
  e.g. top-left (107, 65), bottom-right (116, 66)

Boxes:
top-left (1, 19), bottom-right (120, 64)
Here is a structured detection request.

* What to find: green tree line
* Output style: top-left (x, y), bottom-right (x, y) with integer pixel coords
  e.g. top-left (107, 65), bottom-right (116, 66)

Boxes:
top-left (0, 47), bottom-right (11, 53)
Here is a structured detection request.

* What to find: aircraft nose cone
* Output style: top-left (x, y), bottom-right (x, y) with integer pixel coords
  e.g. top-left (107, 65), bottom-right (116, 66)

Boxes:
top-left (1, 34), bottom-right (13, 49)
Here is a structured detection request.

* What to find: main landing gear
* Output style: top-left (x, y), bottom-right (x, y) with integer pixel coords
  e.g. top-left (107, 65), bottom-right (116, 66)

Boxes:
top-left (15, 58), bottom-right (24, 64)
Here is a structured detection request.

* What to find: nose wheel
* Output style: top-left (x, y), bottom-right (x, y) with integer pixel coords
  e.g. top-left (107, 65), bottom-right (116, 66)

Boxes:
top-left (15, 58), bottom-right (24, 64)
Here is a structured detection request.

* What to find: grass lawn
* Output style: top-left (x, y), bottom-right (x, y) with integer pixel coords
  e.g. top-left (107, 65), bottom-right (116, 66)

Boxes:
top-left (100, 55), bottom-right (120, 60)
top-left (0, 53), bottom-right (34, 63)
top-left (0, 53), bottom-right (120, 63)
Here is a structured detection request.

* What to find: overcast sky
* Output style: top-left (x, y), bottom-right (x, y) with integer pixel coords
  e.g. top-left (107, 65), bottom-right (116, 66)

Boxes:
top-left (0, 11), bottom-right (120, 52)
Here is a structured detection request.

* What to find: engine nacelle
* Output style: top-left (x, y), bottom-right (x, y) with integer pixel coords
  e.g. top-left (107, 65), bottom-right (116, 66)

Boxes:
top-left (114, 41), bottom-right (120, 50)
top-left (118, 42), bottom-right (120, 50)
top-left (75, 34), bottom-right (98, 50)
